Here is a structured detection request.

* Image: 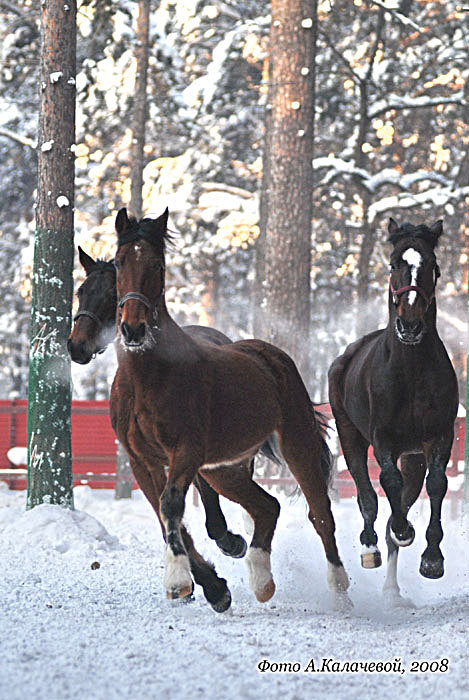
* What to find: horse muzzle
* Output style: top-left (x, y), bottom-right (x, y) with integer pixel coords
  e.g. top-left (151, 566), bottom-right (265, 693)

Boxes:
top-left (120, 321), bottom-right (147, 347)
top-left (394, 317), bottom-right (425, 345)
top-left (67, 337), bottom-right (94, 364)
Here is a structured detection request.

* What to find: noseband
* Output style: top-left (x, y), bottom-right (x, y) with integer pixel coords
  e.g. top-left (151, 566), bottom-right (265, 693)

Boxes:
top-left (389, 282), bottom-right (433, 309)
top-left (390, 263), bottom-right (439, 311)
top-left (118, 290), bottom-right (164, 328)
top-left (73, 309), bottom-right (104, 330)
top-left (118, 292), bottom-right (153, 310)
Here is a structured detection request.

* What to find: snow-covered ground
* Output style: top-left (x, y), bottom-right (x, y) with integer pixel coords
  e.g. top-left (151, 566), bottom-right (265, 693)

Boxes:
top-left (0, 483), bottom-right (467, 700)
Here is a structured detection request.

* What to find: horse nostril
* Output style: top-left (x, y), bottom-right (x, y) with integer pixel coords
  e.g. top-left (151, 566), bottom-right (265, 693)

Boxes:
top-left (121, 321), bottom-right (146, 344)
top-left (136, 323), bottom-right (146, 342)
top-left (121, 322), bottom-right (131, 342)
top-left (396, 317), bottom-right (404, 334)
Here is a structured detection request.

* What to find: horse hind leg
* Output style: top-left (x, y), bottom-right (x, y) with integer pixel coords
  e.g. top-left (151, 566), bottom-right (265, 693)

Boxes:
top-left (383, 453), bottom-right (426, 605)
top-left (201, 462), bottom-right (280, 603)
top-left (194, 473), bottom-right (247, 559)
top-left (278, 427), bottom-right (351, 608)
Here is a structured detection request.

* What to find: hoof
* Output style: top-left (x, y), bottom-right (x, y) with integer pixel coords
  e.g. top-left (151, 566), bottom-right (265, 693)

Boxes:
top-left (361, 548), bottom-right (382, 569)
top-left (390, 522), bottom-right (415, 548)
top-left (216, 531), bottom-right (248, 559)
top-left (211, 587), bottom-right (232, 613)
top-left (246, 547), bottom-right (276, 603)
top-left (420, 557), bottom-right (444, 579)
top-left (166, 582), bottom-right (194, 600)
top-left (255, 578), bottom-right (276, 603)
top-left (182, 592), bottom-right (196, 604)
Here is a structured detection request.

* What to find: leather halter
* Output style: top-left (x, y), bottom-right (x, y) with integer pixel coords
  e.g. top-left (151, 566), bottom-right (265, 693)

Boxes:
top-left (117, 264), bottom-right (165, 316)
top-left (73, 309), bottom-right (104, 329)
top-left (118, 292), bottom-right (152, 310)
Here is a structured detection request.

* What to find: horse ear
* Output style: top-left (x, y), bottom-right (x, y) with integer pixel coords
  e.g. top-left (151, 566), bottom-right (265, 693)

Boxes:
top-left (388, 218), bottom-right (399, 236)
top-left (428, 220), bottom-right (443, 246)
top-left (115, 208), bottom-right (130, 235)
top-left (78, 246), bottom-right (96, 275)
top-left (153, 207), bottom-right (169, 232)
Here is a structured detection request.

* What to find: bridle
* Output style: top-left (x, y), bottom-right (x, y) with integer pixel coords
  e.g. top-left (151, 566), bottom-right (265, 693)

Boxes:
top-left (118, 292), bottom-right (153, 311)
top-left (73, 309), bottom-right (104, 330)
top-left (389, 264), bottom-right (440, 311)
top-left (117, 264), bottom-right (165, 324)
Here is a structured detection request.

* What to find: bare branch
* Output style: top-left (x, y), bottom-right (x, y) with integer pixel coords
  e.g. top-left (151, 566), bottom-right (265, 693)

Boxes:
top-left (369, 1), bottom-right (422, 31)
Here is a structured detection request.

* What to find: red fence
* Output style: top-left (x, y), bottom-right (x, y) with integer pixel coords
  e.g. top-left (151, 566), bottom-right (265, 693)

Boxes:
top-left (0, 399), bottom-right (135, 490)
top-left (0, 399), bottom-right (465, 497)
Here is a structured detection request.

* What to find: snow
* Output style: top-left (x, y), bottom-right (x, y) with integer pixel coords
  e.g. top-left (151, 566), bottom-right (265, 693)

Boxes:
top-left (56, 195), bottom-right (70, 208)
top-left (0, 484), bottom-right (467, 699)
top-left (40, 140), bottom-right (54, 152)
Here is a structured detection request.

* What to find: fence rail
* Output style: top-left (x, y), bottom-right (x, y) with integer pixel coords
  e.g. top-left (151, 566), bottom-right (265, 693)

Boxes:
top-left (0, 400), bottom-right (465, 500)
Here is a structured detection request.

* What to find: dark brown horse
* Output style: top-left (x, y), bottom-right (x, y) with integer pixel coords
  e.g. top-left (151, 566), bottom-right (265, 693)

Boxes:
top-left (68, 248), bottom-right (260, 559)
top-left (329, 218), bottom-right (458, 602)
top-left (109, 207), bottom-right (350, 612)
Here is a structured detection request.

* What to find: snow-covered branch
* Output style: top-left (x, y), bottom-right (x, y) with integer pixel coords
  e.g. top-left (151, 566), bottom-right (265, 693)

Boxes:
top-left (367, 184), bottom-right (469, 222)
top-left (0, 127), bottom-right (36, 150)
top-left (369, 90), bottom-right (466, 119)
top-left (313, 155), bottom-right (451, 193)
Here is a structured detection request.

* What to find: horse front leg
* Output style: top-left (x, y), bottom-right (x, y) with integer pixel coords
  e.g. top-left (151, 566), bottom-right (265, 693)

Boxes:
top-left (374, 439), bottom-right (415, 548)
top-left (383, 453), bottom-right (426, 604)
top-left (420, 434), bottom-right (453, 579)
top-left (194, 474), bottom-right (247, 558)
top-left (335, 418), bottom-right (381, 568)
top-left (160, 451), bottom-right (232, 612)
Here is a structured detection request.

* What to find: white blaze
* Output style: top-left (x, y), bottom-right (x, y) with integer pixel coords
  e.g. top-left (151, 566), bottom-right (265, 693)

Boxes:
top-left (402, 248), bottom-right (422, 305)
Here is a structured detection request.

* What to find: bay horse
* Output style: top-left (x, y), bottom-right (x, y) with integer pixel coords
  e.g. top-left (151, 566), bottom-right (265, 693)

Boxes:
top-left (329, 218), bottom-right (458, 601)
top-left (68, 247), bottom-right (258, 559)
top-left (109, 207), bottom-right (350, 612)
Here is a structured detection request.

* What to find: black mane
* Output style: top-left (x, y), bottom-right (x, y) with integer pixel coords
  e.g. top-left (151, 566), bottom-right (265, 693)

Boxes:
top-left (388, 218), bottom-right (443, 248)
top-left (116, 208), bottom-right (172, 254)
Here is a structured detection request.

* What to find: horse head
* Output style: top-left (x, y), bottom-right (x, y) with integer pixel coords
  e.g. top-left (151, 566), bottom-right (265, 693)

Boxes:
top-left (67, 248), bottom-right (117, 364)
top-left (114, 207), bottom-right (170, 349)
top-left (388, 218), bottom-right (442, 345)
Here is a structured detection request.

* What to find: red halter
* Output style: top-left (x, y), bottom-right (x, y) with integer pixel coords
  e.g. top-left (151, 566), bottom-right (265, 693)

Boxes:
top-left (389, 282), bottom-right (433, 309)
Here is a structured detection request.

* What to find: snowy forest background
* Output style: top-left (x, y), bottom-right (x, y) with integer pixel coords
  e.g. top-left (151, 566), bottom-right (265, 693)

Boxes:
top-left (0, 0), bottom-right (467, 403)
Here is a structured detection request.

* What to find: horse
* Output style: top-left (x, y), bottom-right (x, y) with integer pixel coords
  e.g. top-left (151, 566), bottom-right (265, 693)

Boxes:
top-left (68, 247), bottom-right (261, 560)
top-left (329, 218), bottom-right (458, 602)
top-left (109, 206), bottom-right (350, 612)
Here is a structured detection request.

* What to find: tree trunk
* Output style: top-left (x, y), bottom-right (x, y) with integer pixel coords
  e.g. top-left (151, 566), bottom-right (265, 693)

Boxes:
top-left (27, 0), bottom-right (76, 509)
top-left (255, 0), bottom-right (316, 383)
top-left (115, 0), bottom-right (150, 498)
top-left (129, 0), bottom-right (150, 219)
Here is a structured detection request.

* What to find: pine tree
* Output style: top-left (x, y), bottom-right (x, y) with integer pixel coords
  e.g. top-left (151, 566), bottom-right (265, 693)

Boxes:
top-left (27, 0), bottom-right (76, 509)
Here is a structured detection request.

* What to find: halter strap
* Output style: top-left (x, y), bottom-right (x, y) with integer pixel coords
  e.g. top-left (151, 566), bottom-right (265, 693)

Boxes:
top-left (73, 309), bottom-right (104, 329)
top-left (389, 282), bottom-right (433, 309)
top-left (118, 292), bottom-right (152, 310)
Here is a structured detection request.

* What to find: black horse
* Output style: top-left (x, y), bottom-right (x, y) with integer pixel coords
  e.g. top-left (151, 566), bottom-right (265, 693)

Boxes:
top-left (68, 248), bottom-right (253, 559)
top-left (329, 218), bottom-right (458, 600)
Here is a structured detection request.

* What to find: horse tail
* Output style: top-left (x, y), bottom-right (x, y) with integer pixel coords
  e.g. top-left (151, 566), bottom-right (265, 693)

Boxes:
top-left (313, 405), bottom-right (333, 488)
